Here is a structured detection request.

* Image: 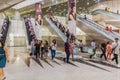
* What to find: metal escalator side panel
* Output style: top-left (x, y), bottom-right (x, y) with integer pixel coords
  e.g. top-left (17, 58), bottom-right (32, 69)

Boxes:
top-left (44, 16), bottom-right (67, 42)
top-left (77, 15), bottom-right (116, 41)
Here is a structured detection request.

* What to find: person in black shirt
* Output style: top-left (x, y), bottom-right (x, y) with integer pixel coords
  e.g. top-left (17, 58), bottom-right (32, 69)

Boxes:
top-left (100, 42), bottom-right (107, 60)
top-left (64, 38), bottom-right (70, 63)
top-left (34, 40), bottom-right (41, 59)
top-left (41, 40), bottom-right (44, 59)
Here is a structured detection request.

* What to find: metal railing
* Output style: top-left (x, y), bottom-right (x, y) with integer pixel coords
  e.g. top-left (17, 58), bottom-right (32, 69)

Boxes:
top-left (44, 16), bottom-right (67, 42)
top-left (92, 9), bottom-right (120, 19)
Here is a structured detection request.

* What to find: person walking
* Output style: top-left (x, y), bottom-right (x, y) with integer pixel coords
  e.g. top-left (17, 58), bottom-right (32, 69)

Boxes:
top-left (0, 40), bottom-right (9, 80)
top-left (70, 39), bottom-right (74, 59)
top-left (40, 41), bottom-right (44, 59)
top-left (31, 39), bottom-right (35, 56)
top-left (100, 42), bottom-right (107, 60)
top-left (79, 40), bottom-right (84, 52)
top-left (64, 38), bottom-right (70, 63)
top-left (50, 39), bottom-right (57, 60)
top-left (34, 40), bottom-right (41, 59)
top-left (106, 42), bottom-right (112, 59)
top-left (111, 38), bottom-right (120, 67)
top-left (44, 40), bottom-right (49, 59)
top-left (90, 40), bottom-right (96, 59)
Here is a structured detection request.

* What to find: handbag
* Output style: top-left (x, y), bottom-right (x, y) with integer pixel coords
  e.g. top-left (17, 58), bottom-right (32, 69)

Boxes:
top-left (88, 48), bottom-right (93, 55)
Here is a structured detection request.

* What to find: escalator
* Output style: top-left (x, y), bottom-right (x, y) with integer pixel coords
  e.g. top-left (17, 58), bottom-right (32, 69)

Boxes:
top-left (92, 9), bottom-right (120, 19)
top-left (76, 14), bottom-right (120, 43)
top-left (44, 15), bottom-right (67, 42)
top-left (92, 9), bottom-right (120, 28)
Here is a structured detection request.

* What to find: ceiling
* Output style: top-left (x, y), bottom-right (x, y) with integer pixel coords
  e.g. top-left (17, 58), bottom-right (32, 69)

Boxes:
top-left (2, 0), bottom-right (109, 18)
top-left (0, 0), bottom-right (24, 12)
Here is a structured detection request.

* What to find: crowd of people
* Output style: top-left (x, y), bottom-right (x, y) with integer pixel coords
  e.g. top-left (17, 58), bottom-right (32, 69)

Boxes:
top-left (24, 14), bottom-right (120, 67)
top-left (30, 39), bottom-right (57, 60)
top-left (89, 38), bottom-right (120, 67)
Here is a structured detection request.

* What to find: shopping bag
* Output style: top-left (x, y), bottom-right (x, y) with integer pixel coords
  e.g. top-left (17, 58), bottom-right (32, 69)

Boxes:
top-left (88, 48), bottom-right (93, 55)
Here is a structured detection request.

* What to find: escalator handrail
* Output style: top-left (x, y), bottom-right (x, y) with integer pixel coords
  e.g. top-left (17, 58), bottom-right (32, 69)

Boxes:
top-left (92, 9), bottom-right (120, 19)
top-left (79, 13), bottom-right (120, 38)
top-left (44, 15), bottom-right (67, 42)
top-left (77, 14), bottom-right (117, 38)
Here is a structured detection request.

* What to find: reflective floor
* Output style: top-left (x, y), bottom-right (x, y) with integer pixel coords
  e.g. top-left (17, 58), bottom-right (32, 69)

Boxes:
top-left (5, 47), bottom-right (120, 80)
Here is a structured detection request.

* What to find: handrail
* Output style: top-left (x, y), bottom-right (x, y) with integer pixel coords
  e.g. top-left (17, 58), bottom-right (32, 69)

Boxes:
top-left (77, 14), bottom-right (120, 41)
top-left (92, 9), bottom-right (120, 19)
top-left (44, 16), bottom-right (67, 42)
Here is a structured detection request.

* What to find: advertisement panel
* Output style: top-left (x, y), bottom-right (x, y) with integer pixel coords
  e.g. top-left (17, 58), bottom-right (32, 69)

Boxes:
top-left (68, 0), bottom-right (76, 36)
top-left (35, 3), bottom-right (42, 40)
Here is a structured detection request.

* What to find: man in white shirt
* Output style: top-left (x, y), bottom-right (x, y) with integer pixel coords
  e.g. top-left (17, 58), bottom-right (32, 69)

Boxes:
top-left (90, 40), bottom-right (96, 58)
top-left (111, 38), bottom-right (120, 66)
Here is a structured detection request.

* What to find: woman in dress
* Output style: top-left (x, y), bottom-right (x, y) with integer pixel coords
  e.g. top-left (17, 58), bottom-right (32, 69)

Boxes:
top-left (70, 39), bottom-right (74, 59)
top-left (106, 41), bottom-right (112, 59)
top-left (0, 40), bottom-right (9, 80)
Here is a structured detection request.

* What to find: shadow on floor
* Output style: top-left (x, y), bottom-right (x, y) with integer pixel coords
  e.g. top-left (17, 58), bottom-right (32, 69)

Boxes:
top-left (88, 60), bottom-right (120, 69)
top-left (55, 57), bottom-right (80, 68)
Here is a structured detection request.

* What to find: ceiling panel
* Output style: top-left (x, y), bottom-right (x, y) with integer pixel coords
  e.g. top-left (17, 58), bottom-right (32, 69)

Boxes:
top-left (0, 0), bottom-right (24, 12)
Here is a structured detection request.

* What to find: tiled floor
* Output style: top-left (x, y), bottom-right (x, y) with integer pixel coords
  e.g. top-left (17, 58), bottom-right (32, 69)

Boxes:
top-left (4, 47), bottom-right (120, 80)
